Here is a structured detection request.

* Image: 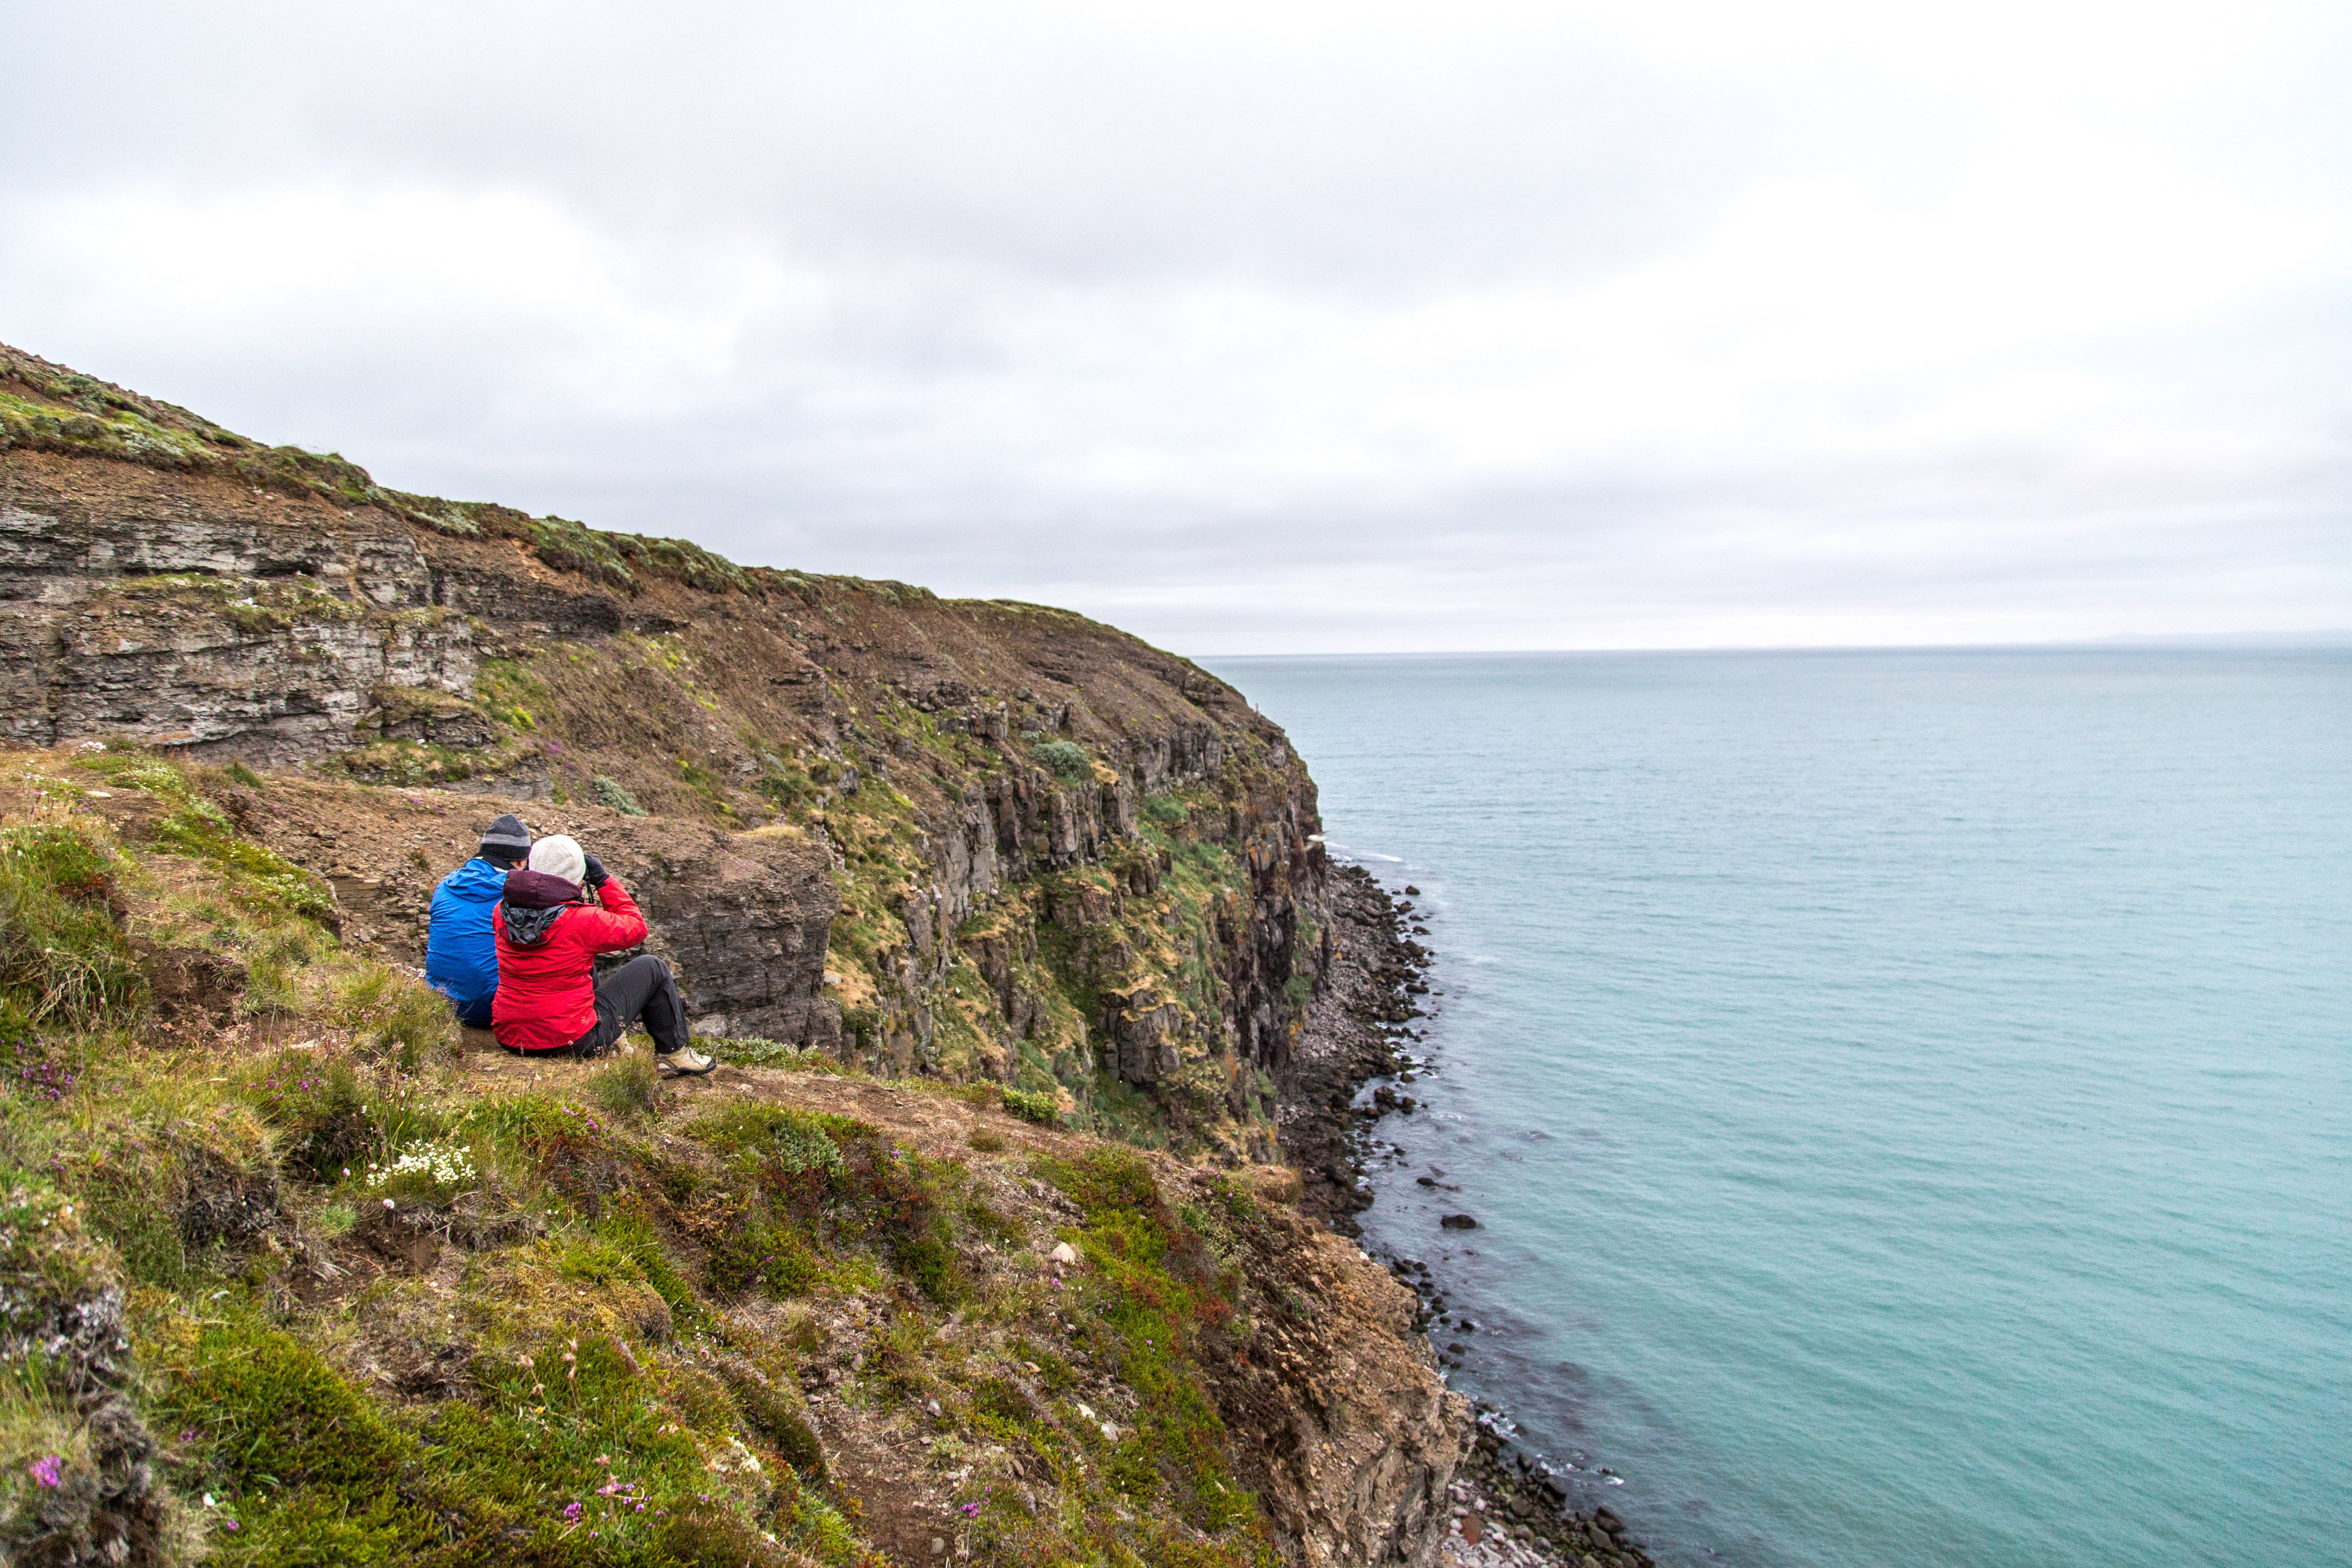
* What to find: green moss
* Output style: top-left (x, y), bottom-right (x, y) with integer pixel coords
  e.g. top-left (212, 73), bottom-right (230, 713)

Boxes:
top-left (594, 1212), bottom-right (703, 1325)
top-left (152, 1312), bottom-right (459, 1559)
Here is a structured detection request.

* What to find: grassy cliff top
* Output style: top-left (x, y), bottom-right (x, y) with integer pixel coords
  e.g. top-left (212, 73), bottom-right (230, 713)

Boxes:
top-left (0, 741), bottom-right (1432, 1566)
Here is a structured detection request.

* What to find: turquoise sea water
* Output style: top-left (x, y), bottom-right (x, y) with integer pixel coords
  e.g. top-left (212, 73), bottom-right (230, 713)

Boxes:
top-left (1202, 650), bottom-right (2352, 1568)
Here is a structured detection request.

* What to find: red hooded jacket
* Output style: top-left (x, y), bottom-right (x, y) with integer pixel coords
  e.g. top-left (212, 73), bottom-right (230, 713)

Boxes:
top-left (490, 873), bottom-right (649, 1051)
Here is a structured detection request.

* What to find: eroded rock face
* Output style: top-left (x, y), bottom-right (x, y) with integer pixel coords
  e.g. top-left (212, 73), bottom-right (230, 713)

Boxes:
top-left (1194, 1199), bottom-right (1470, 1568)
top-left (623, 840), bottom-right (839, 1047)
top-left (0, 472), bottom-right (478, 763)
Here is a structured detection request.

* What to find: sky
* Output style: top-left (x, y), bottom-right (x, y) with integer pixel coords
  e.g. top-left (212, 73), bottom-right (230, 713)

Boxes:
top-left (4, 0), bottom-right (2348, 654)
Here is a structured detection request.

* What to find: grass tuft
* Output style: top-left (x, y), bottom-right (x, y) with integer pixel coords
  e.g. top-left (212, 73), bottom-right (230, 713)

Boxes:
top-left (585, 1049), bottom-right (661, 1124)
top-left (0, 822), bottom-right (144, 1029)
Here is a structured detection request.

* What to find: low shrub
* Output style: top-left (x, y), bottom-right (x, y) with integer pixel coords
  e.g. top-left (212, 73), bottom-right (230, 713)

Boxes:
top-left (589, 776), bottom-right (645, 816)
top-left (681, 1103), bottom-right (854, 1176)
top-left (1002, 1086), bottom-right (1061, 1126)
top-left (249, 1054), bottom-right (373, 1181)
top-left (704, 1216), bottom-right (818, 1298)
top-left (1032, 740), bottom-right (1091, 786)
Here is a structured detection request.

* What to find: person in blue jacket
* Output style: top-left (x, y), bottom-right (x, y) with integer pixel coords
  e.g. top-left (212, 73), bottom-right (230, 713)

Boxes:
top-left (426, 813), bottom-right (533, 1028)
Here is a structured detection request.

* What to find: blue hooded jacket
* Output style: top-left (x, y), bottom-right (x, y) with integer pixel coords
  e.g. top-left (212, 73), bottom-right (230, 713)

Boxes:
top-left (426, 857), bottom-right (509, 1027)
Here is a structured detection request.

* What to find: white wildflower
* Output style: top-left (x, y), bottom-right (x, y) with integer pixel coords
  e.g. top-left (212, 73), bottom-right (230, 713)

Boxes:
top-left (364, 1139), bottom-right (478, 1195)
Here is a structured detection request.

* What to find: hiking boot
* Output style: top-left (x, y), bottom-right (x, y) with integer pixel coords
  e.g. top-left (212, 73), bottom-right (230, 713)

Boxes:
top-left (657, 1046), bottom-right (716, 1078)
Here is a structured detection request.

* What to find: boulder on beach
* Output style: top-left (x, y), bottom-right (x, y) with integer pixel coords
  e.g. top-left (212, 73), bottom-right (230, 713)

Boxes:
top-left (1441, 1213), bottom-right (1480, 1230)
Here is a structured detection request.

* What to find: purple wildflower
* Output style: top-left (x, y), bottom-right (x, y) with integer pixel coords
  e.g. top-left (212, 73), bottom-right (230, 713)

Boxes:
top-left (28, 1455), bottom-right (62, 1488)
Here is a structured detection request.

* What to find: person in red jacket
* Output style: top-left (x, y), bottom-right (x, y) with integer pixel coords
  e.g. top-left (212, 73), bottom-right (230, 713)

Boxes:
top-left (490, 833), bottom-right (716, 1075)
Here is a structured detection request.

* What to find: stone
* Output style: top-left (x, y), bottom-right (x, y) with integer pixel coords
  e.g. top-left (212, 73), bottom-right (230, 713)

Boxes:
top-left (1050, 1241), bottom-right (1079, 1266)
top-left (1441, 1213), bottom-right (1479, 1230)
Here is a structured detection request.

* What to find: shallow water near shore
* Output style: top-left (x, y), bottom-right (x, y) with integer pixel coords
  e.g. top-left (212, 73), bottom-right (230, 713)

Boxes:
top-left (1204, 648), bottom-right (2352, 1568)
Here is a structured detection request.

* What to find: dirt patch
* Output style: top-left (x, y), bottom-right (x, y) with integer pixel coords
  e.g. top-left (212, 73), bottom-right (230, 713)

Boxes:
top-left (132, 936), bottom-right (247, 1021)
top-left (176, 1144), bottom-right (282, 1248)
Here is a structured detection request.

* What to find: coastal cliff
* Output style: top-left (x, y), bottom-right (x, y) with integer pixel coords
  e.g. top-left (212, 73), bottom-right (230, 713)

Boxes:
top-left (0, 341), bottom-right (1326, 1160)
top-left (0, 343), bottom-right (1478, 1565)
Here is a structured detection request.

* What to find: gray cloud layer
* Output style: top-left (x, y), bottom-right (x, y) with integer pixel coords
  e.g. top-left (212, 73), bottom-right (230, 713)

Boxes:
top-left (6, 0), bottom-right (2347, 651)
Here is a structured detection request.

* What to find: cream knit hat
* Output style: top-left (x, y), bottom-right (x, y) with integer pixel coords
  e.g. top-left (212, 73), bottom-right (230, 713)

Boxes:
top-left (527, 834), bottom-right (586, 885)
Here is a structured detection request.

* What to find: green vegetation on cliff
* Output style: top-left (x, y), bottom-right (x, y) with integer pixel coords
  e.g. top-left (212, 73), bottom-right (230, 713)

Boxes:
top-left (0, 747), bottom-right (1320, 1566)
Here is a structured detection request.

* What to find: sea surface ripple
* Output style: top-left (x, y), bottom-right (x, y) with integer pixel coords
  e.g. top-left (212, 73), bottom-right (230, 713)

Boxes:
top-left (1204, 649), bottom-right (2351, 1568)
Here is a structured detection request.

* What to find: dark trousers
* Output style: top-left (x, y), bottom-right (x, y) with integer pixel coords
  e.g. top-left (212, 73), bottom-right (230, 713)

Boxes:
top-left (576, 954), bottom-right (689, 1057)
top-left (502, 955), bottom-right (690, 1060)
top-left (450, 995), bottom-right (494, 1031)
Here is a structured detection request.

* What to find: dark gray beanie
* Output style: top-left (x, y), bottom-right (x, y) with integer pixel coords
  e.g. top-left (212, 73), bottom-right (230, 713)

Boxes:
top-left (478, 813), bottom-right (532, 862)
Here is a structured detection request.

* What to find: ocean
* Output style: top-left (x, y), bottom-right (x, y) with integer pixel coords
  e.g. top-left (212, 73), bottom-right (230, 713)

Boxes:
top-left (1201, 649), bottom-right (2352, 1568)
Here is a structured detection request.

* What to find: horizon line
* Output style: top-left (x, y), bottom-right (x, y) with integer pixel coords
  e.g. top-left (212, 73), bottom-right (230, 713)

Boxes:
top-left (1195, 630), bottom-right (2352, 660)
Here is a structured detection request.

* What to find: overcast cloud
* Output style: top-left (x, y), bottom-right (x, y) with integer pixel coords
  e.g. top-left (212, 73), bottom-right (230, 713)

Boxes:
top-left (5, 0), bottom-right (2347, 651)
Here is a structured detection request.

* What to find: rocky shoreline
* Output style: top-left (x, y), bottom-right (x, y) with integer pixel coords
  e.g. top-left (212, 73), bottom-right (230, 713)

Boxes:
top-left (1283, 862), bottom-right (1430, 1234)
top-left (1285, 862), bottom-right (1664, 1568)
